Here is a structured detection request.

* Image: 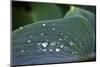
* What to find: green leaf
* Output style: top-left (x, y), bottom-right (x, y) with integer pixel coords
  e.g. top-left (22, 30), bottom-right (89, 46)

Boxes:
top-left (65, 6), bottom-right (95, 31)
top-left (12, 16), bottom-right (95, 65)
top-left (12, 7), bottom-right (33, 30)
top-left (32, 3), bottom-right (63, 22)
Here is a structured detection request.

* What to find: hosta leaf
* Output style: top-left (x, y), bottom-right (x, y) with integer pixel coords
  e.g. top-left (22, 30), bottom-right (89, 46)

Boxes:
top-left (65, 6), bottom-right (96, 31)
top-left (12, 16), bottom-right (95, 65)
top-left (32, 3), bottom-right (63, 22)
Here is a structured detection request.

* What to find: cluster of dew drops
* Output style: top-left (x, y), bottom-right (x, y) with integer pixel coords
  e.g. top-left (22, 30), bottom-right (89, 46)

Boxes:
top-left (19, 23), bottom-right (82, 56)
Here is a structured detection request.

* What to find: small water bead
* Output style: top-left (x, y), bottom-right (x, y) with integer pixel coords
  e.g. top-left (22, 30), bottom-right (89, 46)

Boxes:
top-left (27, 40), bottom-right (31, 43)
top-left (52, 28), bottom-right (56, 30)
top-left (46, 39), bottom-right (49, 41)
top-left (57, 41), bottom-right (60, 44)
top-left (43, 49), bottom-right (47, 52)
top-left (42, 24), bottom-right (46, 26)
top-left (21, 50), bottom-right (24, 53)
top-left (59, 38), bottom-right (62, 41)
top-left (49, 49), bottom-right (53, 52)
top-left (61, 33), bottom-right (63, 35)
top-left (19, 27), bottom-right (23, 29)
top-left (79, 42), bottom-right (82, 44)
top-left (37, 43), bottom-right (41, 45)
top-left (50, 41), bottom-right (56, 46)
top-left (75, 51), bottom-right (78, 54)
top-left (65, 36), bottom-right (68, 38)
top-left (41, 42), bottom-right (48, 48)
top-left (72, 51), bottom-right (75, 54)
top-left (30, 36), bottom-right (33, 38)
top-left (65, 48), bottom-right (68, 51)
top-left (56, 48), bottom-right (60, 52)
top-left (60, 45), bottom-right (64, 48)
top-left (41, 33), bottom-right (44, 36)
top-left (69, 41), bottom-right (74, 46)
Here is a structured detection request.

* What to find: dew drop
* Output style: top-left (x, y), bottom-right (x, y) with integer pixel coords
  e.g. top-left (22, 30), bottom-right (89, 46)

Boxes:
top-left (41, 33), bottom-right (44, 36)
top-left (43, 49), bottom-right (47, 52)
top-left (41, 42), bottom-right (48, 47)
top-left (72, 51), bottom-right (74, 54)
top-left (59, 38), bottom-right (62, 41)
top-left (57, 41), bottom-right (60, 44)
top-left (37, 43), bottom-right (41, 45)
top-left (30, 36), bottom-right (33, 38)
top-left (65, 36), bottom-right (68, 38)
top-left (52, 28), bottom-right (56, 30)
top-left (61, 33), bottom-right (63, 35)
top-left (46, 39), bottom-right (49, 41)
top-left (42, 24), bottom-right (46, 26)
top-left (19, 27), bottom-right (23, 29)
top-left (49, 49), bottom-right (53, 52)
top-left (79, 42), bottom-right (82, 44)
top-left (69, 41), bottom-right (74, 46)
top-left (60, 45), bottom-right (64, 48)
top-left (21, 50), bottom-right (24, 53)
top-left (56, 48), bottom-right (60, 52)
top-left (50, 41), bottom-right (56, 46)
top-left (27, 40), bottom-right (31, 43)
top-left (65, 48), bottom-right (68, 51)
top-left (75, 51), bottom-right (78, 54)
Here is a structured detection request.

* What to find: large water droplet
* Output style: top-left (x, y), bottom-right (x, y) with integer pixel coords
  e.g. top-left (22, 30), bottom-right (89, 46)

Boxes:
top-left (50, 41), bottom-right (56, 46)
top-left (41, 42), bottom-right (48, 48)
top-left (56, 48), bottom-right (60, 52)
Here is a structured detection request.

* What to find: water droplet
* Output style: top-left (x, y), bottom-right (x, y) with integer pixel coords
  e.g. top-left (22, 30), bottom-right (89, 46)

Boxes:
top-left (41, 33), bottom-right (44, 36)
top-left (72, 51), bottom-right (74, 54)
top-left (46, 39), bottom-right (49, 41)
top-left (41, 42), bottom-right (48, 47)
top-left (42, 24), bottom-right (46, 26)
top-left (43, 49), bottom-right (46, 52)
top-left (21, 50), bottom-right (24, 53)
top-left (56, 48), bottom-right (60, 52)
top-left (65, 36), bottom-right (68, 38)
top-left (69, 41), bottom-right (74, 46)
top-left (30, 36), bottom-right (33, 38)
top-left (50, 41), bottom-right (56, 46)
top-left (75, 51), bottom-right (78, 54)
top-left (52, 28), bottom-right (56, 30)
top-left (59, 38), bottom-right (62, 41)
top-left (49, 49), bottom-right (53, 52)
top-left (19, 27), bottom-right (23, 29)
top-left (60, 45), bottom-right (64, 48)
top-left (27, 40), bottom-right (31, 43)
top-left (65, 48), bottom-right (68, 51)
top-left (37, 43), bottom-right (41, 45)
top-left (57, 41), bottom-right (60, 44)
top-left (61, 33), bottom-right (63, 35)
top-left (79, 42), bottom-right (82, 44)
